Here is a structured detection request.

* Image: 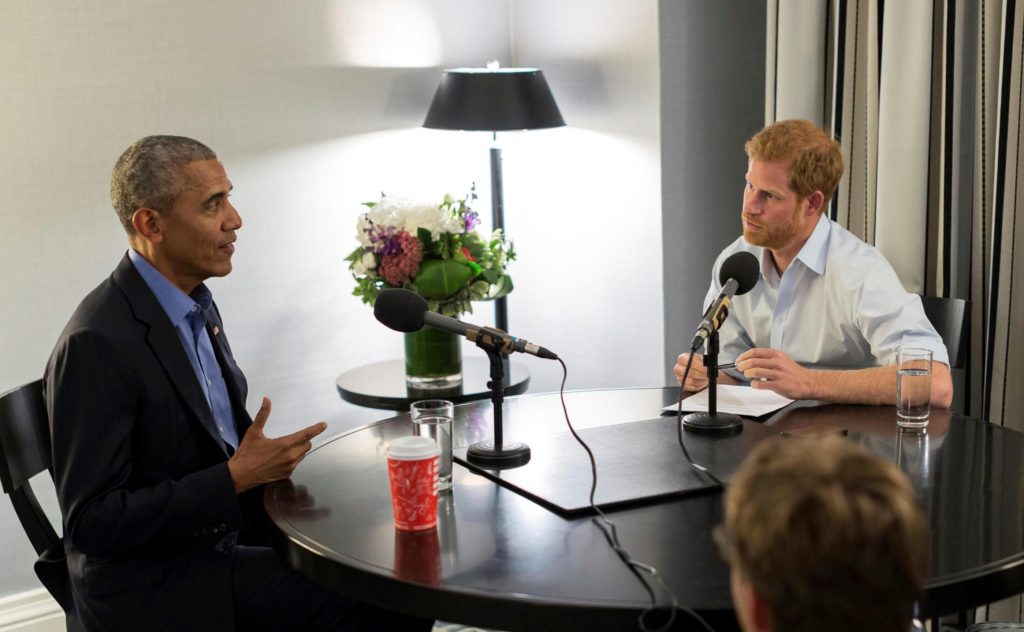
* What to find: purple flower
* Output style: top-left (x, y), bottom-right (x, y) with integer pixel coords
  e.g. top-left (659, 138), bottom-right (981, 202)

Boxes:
top-left (379, 231), bottom-right (423, 286)
top-left (365, 222), bottom-right (404, 256)
top-left (463, 210), bottom-right (480, 232)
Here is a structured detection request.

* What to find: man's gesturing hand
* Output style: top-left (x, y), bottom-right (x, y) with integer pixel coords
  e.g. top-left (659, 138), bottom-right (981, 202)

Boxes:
top-left (227, 397), bottom-right (328, 493)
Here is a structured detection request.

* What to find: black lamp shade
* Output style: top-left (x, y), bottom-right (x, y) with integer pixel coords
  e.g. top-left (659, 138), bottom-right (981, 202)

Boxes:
top-left (423, 68), bottom-right (565, 132)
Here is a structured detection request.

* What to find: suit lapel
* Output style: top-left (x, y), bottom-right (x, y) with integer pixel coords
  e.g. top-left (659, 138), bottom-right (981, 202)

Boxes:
top-left (111, 255), bottom-right (229, 455)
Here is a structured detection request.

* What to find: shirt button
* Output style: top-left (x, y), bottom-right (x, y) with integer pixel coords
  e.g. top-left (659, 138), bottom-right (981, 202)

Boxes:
top-left (206, 378), bottom-right (212, 385)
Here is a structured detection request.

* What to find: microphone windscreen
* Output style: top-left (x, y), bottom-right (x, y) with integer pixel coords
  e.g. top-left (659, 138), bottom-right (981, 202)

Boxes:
top-left (374, 289), bottom-right (427, 332)
top-left (719, 251), bottom-right (760, 295)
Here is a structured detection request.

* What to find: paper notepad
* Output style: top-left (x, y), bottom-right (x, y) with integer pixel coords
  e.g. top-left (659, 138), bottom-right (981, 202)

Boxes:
top-left (662, 384), bottom-right (794, 418)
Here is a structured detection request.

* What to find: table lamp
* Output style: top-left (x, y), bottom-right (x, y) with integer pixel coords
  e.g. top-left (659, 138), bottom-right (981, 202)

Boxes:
top-left (422, 62), bottom-right (565, 333)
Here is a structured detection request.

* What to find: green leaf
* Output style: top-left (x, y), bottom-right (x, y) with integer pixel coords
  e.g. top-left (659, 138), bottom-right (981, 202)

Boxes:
top-left (352, 276), bottom-right (383, 306)
top-left (417, 227), bottom-right (433, 250)
top-left (414, 259), bottom-right (474, 300)
top-left (467, 280), bottom-right (489, 301)
top-left (488, 275), bottom-right (514, 299)
top-left (462, 234), bottom-right (485, 258)
top-left (433, 234), bottom-right (450, 258)
top-left (344, 246), bottom-right (365, 263)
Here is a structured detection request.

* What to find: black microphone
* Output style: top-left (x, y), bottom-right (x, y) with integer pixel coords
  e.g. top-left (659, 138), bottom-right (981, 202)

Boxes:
top-left (374, 288), bottom-right (559, 360)
top-left (690, 251), bottom-right (760, 352)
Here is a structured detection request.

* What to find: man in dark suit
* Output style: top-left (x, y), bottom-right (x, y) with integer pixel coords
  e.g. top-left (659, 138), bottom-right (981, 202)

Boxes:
top-left (45, 136), bottom-right (429, 631)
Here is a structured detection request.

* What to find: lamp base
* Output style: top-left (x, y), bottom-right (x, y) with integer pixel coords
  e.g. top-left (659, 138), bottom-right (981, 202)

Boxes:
top-left (682, 412), bottom-right (743, 435)
top-left (466, 440), bottom-right (531, 469)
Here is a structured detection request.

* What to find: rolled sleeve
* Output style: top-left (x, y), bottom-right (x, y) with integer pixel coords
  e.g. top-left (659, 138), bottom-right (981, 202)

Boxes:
top-left (855, 267), bottom-right (950, 367)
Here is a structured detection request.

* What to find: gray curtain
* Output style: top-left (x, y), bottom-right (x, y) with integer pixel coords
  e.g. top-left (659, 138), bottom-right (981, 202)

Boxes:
top-left (772, 0), bottom-right (1024, 428)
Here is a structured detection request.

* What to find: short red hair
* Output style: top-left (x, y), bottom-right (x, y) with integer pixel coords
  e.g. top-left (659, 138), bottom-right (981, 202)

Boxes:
top-left (745, 119), bottom-right (844, 209)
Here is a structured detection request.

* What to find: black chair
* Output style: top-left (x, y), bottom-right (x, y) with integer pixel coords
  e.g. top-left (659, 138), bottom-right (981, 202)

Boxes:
top-left (920, 295), bottom-right (969, 370)
top-left (0, 380), bottom-right (74, 613)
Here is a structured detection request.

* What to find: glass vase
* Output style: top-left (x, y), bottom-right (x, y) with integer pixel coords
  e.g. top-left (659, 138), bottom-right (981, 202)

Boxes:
top-left (404, 327), bottom-right (462, 389)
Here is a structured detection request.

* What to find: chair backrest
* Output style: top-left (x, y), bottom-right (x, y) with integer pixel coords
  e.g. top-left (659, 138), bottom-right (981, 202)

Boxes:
top-left (920, 295), bottom-right (969, 370)
top-left (0, 379), bottom-right (74, 612)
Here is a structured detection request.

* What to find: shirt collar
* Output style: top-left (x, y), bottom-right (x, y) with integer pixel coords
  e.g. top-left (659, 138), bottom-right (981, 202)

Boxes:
top-left (756, 246), bottom-right (774, 283)
top-left (754, 213), bottom-right (831, 282)
top-left (127, 249), bottom-right (212, 326)
top-left (794, 214), bottom-right (831, 275)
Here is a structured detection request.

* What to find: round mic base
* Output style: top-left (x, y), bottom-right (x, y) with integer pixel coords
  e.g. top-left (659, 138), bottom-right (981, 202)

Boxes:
top-left (682, 412), bottom-right (744, 435)
top-left (467, 440), bottom-right (531, 469)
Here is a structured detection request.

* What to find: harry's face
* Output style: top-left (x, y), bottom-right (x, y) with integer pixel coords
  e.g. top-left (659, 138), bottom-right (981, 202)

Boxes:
top-left (151, 159), bottom-right (240, 293)
top-left (741, 159), bottom-right (812, 252)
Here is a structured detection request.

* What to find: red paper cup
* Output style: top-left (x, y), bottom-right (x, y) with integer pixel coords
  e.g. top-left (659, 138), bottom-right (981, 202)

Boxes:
top-left (386, 436), bottom-right (440, 531)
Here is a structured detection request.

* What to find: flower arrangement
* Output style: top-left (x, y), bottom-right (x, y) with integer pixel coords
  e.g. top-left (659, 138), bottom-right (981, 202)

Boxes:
top-left (347, 189), bottom-right (515, 317)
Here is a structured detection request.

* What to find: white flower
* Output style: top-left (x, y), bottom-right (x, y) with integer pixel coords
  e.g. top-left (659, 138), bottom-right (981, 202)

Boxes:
top-left (400, 203), bottom-right (462, 239)
top-left (353, 251), bottom-right (377, 275)
top-left (364, 195), bottom-right (462, 240)
top-left (356, 215), bottom-right (374, 247)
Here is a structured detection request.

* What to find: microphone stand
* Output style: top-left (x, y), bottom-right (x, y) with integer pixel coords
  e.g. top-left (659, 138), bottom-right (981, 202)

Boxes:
top-left (465, 328), bottom-right (531, 468)
top-left (683, 330), bottom-right (743, 435)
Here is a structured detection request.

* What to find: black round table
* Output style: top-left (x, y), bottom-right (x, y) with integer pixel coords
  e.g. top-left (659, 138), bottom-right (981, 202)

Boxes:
top-left (265, 388), bottom-right (1024, 631)
top-left (335, 358), bottom-right (530, 410)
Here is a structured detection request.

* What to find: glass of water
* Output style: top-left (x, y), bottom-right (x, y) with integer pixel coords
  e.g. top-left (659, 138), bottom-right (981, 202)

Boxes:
top-left (896, 348), bottom-right (932, 428)
top-left (410, 400), bottom-right (454, 491)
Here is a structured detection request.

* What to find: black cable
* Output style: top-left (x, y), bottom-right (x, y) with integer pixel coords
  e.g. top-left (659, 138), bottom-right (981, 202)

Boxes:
top-left (674, 354), bottom-right (727, 489)
top-left (555, 358), bottom-right (717, 632)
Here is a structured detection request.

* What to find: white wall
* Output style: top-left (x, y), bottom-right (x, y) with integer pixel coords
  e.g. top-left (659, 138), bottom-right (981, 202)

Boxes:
top-left (502, 0), bottom-right (663, 390)
top-left (0, 0), bottom-right (661, 599)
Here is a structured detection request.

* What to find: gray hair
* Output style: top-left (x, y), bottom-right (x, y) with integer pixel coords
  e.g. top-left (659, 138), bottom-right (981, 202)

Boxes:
top-left (111, 135), bottom-right (217, 233)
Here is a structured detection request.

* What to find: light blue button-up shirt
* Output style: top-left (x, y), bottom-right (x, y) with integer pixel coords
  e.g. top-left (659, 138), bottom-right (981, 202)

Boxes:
top-left (128, 249), bottom-right (239, 450)
top-left (704, 214), bottom-right (949, 375)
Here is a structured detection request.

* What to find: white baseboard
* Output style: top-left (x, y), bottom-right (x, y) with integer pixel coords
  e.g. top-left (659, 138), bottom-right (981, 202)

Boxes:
top-left (0, 589), bottom-right (64, 632)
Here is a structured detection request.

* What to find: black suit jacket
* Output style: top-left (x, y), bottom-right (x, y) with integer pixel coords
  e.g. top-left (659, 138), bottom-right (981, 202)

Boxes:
top-left (45, 254), bottom-right (260, 631)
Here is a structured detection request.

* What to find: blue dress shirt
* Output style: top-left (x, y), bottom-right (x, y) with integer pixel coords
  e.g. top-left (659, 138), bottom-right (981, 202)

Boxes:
top-left (704, 214), bottom-right (949, 375)
top-left (128, 249), bottom-right (240, 450)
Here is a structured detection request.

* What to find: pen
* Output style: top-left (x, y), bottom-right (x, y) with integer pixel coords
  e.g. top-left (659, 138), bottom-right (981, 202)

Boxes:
top-left (716, 362), bottom-right (768, 382)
